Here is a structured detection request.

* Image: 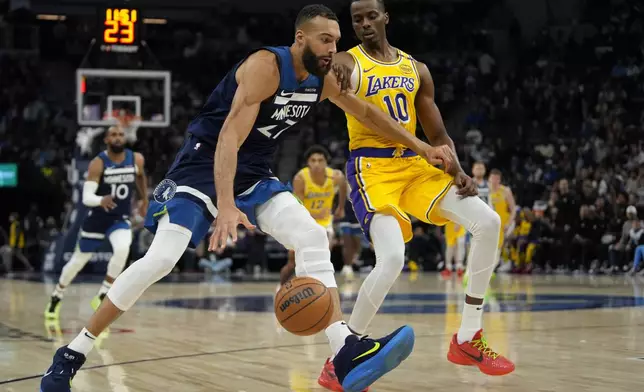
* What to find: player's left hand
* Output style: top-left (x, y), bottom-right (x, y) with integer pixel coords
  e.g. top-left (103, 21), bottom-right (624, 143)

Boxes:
top-left (334, 206), bottom-right (345, 220)
top-left (332, 63), bottom-right (352, 94)
top-left (454, 171), bottom-right (478, 198)
top-left (209, 204), bottom-right (255, 250)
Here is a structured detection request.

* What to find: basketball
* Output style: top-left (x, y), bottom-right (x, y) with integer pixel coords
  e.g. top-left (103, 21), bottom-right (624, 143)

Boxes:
top-left (274, 277), bottom-right (333, 336)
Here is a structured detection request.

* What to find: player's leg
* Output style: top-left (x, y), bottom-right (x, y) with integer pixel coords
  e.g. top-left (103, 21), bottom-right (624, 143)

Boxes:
top-left (40, 211), bottom-right (196, 392)
top-left (44, 245), bottom-right (94, 319)
top-left (92, 228), bottom-right (133, 309)
top-left (630, 245), bottom-right (644, 274)
top-left (455, 235), bottom-right (466, 275)
top-left (341, 229), bottom-right (358, 280)
top-left (348, 213), bottom-right (406, 334)
top-left (444, 240), bottom-right (455, 276)
top-left (257, 192), bottom-right (414, 392)
top-left (435, 187), bottom-right (514, 375)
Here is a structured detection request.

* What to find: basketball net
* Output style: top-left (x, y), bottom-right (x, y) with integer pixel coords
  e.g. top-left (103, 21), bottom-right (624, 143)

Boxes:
top-left (103, 109), bottom-right (141, 144)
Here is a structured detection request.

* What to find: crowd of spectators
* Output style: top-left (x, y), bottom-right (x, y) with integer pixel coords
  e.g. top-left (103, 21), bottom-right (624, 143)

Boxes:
top-left (1, 0), bottom-right (642, 275)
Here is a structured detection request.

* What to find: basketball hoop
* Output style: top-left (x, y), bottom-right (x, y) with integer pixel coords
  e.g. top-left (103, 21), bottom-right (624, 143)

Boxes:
top-left (103, 109), bottom-right (141, 143)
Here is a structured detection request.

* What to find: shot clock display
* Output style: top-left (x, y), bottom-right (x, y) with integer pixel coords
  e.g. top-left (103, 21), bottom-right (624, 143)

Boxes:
top-left (100, 8), bottom-right (141, 53)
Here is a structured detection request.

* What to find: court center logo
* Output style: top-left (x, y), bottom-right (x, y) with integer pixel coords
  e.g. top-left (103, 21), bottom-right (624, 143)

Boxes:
top-left (153, 179), bottom-right (177, 203)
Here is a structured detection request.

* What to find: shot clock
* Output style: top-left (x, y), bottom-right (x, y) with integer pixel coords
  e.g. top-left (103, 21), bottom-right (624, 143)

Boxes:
top-left (100, 7), bottom-right (141, 53)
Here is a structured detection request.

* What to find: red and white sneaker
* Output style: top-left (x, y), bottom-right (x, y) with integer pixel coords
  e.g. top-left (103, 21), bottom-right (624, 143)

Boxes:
top-left (456, 268), bottom-right (465, 278)
top-left (440, 269), bottom-right (452, 278)
top-left (447, 329), bottom-right (515, 376)
top-left (318, 358), bottom-right (369, 392)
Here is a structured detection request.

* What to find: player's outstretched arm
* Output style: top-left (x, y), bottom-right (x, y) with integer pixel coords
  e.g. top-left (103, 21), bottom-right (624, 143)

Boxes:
top-left (415, 61), bottom-right (461, 171)
top-left (134, 152), bottom-right (148, 216)
top-left (415, 61), bottom-right (477, 196)
top-left (321, 68), bottom-right (453, 171)
top-left (83, 157), bottom-right (116, 211)
top-left (292, 172), bottom-right (306, 202)
top-left (333, 169), bottom-right (347, 219)
top-left (505, 186), bottom-right (517, 224)
top-left (211, 50), bottom-right (278, 249)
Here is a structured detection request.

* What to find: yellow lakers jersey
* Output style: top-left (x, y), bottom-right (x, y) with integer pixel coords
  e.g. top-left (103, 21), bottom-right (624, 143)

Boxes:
top-left (300, 167), bottom-right (335, 227)
top-left (490, 186), bottom-right (511, 223)
top-left (346, 45), bottom-right (420, 151)
top-left (518, 219), bottom-right (532, 237)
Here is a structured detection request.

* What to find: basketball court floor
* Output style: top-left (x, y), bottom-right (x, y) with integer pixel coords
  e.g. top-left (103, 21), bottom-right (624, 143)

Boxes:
top-left (1, 272), bottom-right (643, 391)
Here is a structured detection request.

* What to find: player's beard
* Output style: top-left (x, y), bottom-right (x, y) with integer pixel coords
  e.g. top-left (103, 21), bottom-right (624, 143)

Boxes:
top-left (302, 44), bottom-right (331, 77)
top-left (109, 144), bottom-right (125, 154)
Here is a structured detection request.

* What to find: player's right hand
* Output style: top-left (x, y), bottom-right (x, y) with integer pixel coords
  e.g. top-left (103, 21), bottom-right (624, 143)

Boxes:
top-left (332, 62), bottom-right (352, 94)
top-left (419, 144), bottom-right (453, 173)
top-left (209, 204), bottom-right (256, 250)
top-left (100, 195), bottom-right (117, 211)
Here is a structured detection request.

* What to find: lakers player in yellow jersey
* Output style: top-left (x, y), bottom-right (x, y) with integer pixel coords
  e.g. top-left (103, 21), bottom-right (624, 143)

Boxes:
top-left (443, 221), bottom-right (466, 277)
top-left (316, 1), bottom-right (515, 388)
top-left (279, 145), bottom-right (347, 285)
top-left (488, 169), bottom-right (517, 272)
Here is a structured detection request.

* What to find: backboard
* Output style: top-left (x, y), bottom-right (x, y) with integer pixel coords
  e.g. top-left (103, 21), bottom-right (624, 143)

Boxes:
top-left (76, 68), bottom-right (171, 128)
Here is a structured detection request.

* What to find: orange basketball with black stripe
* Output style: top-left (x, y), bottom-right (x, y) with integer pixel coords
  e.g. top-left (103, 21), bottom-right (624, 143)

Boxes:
top-left (275, 276), bottom-right (333, 336)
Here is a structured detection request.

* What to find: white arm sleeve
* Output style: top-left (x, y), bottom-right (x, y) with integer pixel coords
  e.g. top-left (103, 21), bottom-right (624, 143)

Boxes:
top-left (83, 181), bottom-right (103, 207)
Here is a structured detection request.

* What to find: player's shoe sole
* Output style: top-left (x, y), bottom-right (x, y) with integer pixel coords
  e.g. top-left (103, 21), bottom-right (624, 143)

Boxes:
top-left (341, 326), bottom-right (415, 392)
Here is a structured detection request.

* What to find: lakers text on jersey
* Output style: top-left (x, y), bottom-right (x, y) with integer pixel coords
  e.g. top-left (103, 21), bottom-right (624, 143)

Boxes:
top-left (344, 45), bottom-right (453, 242)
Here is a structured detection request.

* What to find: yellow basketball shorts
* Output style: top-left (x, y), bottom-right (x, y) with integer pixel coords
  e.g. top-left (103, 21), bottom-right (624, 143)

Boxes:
top-left (346, 148), bottom-right (453, 242)
top-left (444, 221), bottom-right (466, 247)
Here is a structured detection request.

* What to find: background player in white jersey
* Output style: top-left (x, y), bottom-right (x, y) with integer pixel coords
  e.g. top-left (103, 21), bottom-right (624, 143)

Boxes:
top-left (44, 126), bottom-right (147, 319)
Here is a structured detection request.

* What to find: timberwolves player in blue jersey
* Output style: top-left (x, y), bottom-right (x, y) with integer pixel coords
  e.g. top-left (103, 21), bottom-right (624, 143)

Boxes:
top-left (42, 5), bottom-right (453, 392)
top-left (471, 161), bottom-right (490, 205)
top-left (44, 126), bottom-right (148, 319)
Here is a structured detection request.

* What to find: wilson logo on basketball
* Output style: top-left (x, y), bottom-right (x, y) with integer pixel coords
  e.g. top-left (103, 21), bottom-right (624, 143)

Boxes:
top-left (279, 287), bottom-right (316, 312)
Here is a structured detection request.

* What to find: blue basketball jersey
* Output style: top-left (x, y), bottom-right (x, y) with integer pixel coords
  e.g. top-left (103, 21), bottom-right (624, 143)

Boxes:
top-left (147, 46), bottom-right (324, 247)
top-left (90, 149), bottom-right (137, 220)
top-left (477, 179), bottom-right (490, 205)
top-left (186, 46), bottom-right (324, 193)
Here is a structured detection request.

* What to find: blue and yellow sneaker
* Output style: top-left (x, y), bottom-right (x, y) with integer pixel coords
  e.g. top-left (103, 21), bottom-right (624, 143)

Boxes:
top-left (90, 293), bottom-right (106, 311)
top-left (40, 346), bottom-right (86, 392)
top-left (44, 296), bottom-right (62, 320)
top-left (332, 325), bottom-right (415, 392)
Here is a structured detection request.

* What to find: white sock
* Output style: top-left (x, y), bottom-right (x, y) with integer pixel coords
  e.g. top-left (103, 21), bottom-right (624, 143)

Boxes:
top-left (457, 302), bottom-right (483, 344)
top-left (98, 280), bottom-right (112, 296)
top-left (52, 284), bottom-right (66, 298)
top-left (68, 327), bottom-right (97, 355)
top-left (325, 321), bottom-right (353, 355)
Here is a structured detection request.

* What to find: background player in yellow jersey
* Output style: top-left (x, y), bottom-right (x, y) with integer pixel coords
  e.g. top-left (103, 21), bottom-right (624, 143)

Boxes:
top-left (442, 221), bottom-right (466, 277)
top-left (317, 1), bottom-right (515, 388)
top-left (279, 145), bottom-right (347, 285)
top-left (488, 169), bottom-right (517, 271)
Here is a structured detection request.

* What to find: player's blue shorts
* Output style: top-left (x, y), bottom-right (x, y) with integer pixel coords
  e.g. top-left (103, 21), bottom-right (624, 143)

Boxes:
top-left (144, 135), bottom-right (291, 248)
top-left (339, 222), bottom-right (363, 237)
top-left (78, 217), bottom-right (131, 252)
